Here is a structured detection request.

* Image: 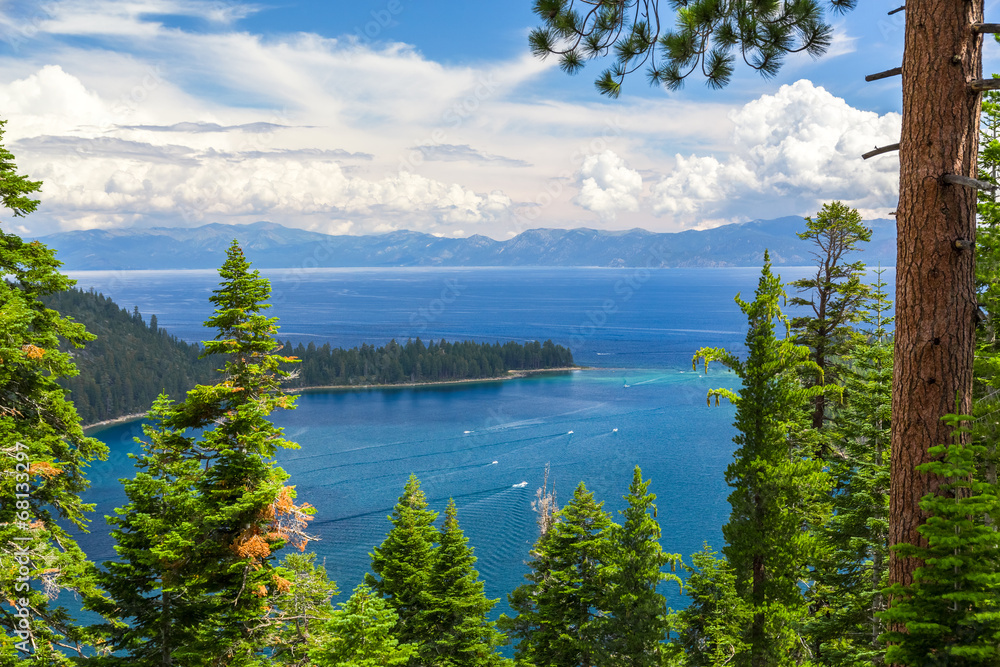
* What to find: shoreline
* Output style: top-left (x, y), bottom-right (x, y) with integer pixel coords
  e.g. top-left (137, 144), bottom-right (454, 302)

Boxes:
top-left (82, 367), bottom-right (585, 433)
top-left (289, 367), bottom-right (583, 393)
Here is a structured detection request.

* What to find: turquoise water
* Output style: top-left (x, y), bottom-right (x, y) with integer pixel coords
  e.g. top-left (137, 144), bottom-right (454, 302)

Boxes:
top-left (72, 266), bottom-right (893, 614)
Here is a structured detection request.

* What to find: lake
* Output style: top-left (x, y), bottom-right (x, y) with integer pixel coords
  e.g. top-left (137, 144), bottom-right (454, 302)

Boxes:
top-left (70, 266), bottom-right (893, 616)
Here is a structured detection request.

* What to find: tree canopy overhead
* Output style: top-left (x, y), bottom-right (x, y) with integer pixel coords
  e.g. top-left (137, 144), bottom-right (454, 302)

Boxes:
top-left (528, 0), bottom-right (857, 94)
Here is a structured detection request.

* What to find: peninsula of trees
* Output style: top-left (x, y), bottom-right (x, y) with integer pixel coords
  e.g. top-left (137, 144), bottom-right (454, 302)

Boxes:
top-left (44, 287), bottom-right (574, 425)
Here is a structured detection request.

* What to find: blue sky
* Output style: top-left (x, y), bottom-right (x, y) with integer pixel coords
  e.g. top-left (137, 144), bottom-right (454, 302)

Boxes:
top-left (0, 0), bottom-right (994, 239)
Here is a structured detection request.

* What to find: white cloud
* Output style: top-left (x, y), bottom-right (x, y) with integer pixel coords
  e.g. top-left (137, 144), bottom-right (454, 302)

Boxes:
top-left (574, 150), bottom-right (642, 219)
top-left (650, 80), bottom-right (901, 223)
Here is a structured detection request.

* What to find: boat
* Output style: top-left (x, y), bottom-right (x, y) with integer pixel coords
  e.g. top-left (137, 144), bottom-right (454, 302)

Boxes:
top-left (567, 430), bottom-right (574, 435)
top-left (491, 460), bottom-right (498, 465)
top-left (513, 481), bottom-right (528, 488)
top-left (613, 428), bottom-right (618, 433)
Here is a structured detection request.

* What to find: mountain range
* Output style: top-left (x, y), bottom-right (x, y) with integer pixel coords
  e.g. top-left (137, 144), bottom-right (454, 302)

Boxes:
top-left (35, 216), bottom-right (897, 270)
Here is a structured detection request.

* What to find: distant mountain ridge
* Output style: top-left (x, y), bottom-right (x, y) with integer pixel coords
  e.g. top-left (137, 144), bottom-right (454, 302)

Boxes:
top-left (36, 216), bottom-right (897, 270)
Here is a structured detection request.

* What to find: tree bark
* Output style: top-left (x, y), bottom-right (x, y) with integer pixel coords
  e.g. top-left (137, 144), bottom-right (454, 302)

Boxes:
top-left (891, 0), bottom-right (982, 590)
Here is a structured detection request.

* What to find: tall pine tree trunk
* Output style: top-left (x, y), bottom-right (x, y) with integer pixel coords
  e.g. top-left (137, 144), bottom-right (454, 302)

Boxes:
top-left (891, 0), bottom-right (982, 588)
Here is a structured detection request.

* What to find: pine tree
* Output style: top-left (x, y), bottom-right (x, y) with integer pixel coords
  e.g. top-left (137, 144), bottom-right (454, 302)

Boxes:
top-left (805, 271), bottom-right (893, 666)
top-left (602, 466), bottom-right (679, 667)
top-left (0, 119), bottom-right (109, 665)
top-left (310, 584), bottom-right (417, 667)
top-left (880, 414), bottom-right (1000, 666)
top-left (787, 201), bottom-right (871, 436)
top-left (421, 499), bottom-right (509, 666)
top-left (365, 474), bottom-right (439, 650)
top-left (99, 241), bottom-right (314, 665)
top-left (693, 252), bottom-right (832, 667)
top-left (667, 544), bottom-right (748, 667)
top-left (503, 481), bottom-right (614, 667)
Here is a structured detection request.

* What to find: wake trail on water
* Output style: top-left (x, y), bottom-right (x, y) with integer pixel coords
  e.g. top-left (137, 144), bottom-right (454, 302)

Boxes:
top-left (295, 432), bottom-right (571, 478)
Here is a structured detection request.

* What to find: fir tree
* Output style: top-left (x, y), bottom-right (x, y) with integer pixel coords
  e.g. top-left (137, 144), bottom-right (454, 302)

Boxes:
top-left (602, 466), bottom-right (679, 667)
top-left (693, 252), bottom-right (832, 667)
top-left (0, 119), bottom-right (109, 665)
top-left (805, 270), bottom-right (893, 666)
top-left (310, 584), bottom-right (416, 667)
top-left (422, 498), bottom-right (509, 667)
top-left (503, 481), bottom-right (614, 667)
top-left (366, 474), bottom-right (439, 650)
top-left (667, 544), bottom-right (748, 667)
top-left (880, 414), bottom-right (1000, 666)
top-left (787, 201), bottom-right (871, 437)
top-left (99, 241), bottom-right (314, 665)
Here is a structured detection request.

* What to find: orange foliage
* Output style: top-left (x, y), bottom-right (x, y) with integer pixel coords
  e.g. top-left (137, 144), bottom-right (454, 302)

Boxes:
top-left (252, 585), bottom-right (268, 597)
top-left (30, 461), bottom-right (63, 478)
top-left (273, 575), bottom-right (292, 594)
top-left (20, 344), bottom-right (45, 360)
top-left (234, 533), bottom-right (271, 562)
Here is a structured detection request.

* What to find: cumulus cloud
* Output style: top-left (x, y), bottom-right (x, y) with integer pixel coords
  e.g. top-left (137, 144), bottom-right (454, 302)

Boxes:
top-left (574, 150), bottom-right (642, 219)
top-left (650, 80), bottom-right (901, 223)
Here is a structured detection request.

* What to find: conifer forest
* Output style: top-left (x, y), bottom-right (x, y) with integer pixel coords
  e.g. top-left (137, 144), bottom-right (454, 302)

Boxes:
top-left (6, 1), bottom-right (1000, 666)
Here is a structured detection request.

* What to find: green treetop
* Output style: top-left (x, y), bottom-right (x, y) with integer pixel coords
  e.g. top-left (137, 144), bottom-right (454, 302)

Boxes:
top-left (787, 201), bottom-right (871, 436)
top-left (422, 498), bottom-right (510, 667)
top-left (365, 474), bottom-right (439, 650)
top-left (99, 241), bottom-right (312, 665)
top-left (311, 584), bottom-right (417, 667)
top-left (693, 252), bottom-right (832, 667)
top-left (0, 119), bottom-right (108, 665)
top-left (603, 466), bottom-right (679, 667)
top-left (503, 481), bottom-right (615, 667)
top-left (667, 543), bottom-right (748, 667)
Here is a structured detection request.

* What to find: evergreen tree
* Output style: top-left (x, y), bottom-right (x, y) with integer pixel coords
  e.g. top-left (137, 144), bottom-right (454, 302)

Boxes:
top-left (422, 499), bottom-right (509, 667)
top-left (693, 252), bottom-right (832, 667)
top-left (503, 481), bottom-right (614, 667)
top-left (805, 271), bottom-right (893, 666)
top-left (602, 466), bottom-right (679, 667)
top-left (268, 553), bottom-right (340, 666)
top-left (0, 119), bottom-right (109, 665)
top-left (787, 201), bottom-right (871, 435)
top-left (99, 241), bottom-right (314, 665)
top-left (880, 414), bottom-right (1000, 666)
top-left (94, 394), bottom-right (203, 666)
top-left (667, 544), bottom-right (748, 667)
top-left (974, 81), bottom-right (1000, 487)
top-left (310, 584), bottom-right (417, 667)
top-left (365, 474), bottom-right (439, 650)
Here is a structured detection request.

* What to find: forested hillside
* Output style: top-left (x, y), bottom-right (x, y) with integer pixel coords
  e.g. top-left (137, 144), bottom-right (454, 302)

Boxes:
top-left (43, 288), bottom-right (216, 425)
top-left (44, 288), bottom-right (574, 424)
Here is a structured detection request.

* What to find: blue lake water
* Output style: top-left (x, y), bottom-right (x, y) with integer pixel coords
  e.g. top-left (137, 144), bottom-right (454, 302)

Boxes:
top-left (70, 266), bottom-right (894, 616)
